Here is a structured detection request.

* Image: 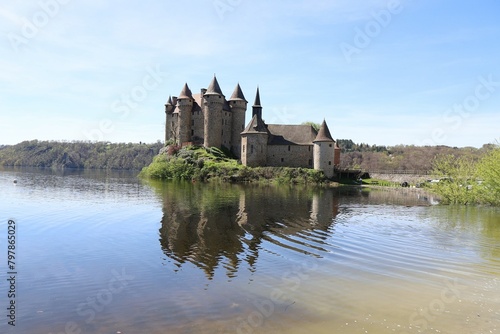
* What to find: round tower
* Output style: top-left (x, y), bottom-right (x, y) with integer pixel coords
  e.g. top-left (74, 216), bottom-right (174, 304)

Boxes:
top-left (229, 83), bottom-right (247, 158)
top-left (177, 83), bottom-right (194, 146)
top-left (164, 96), bottom-right (174, 144)
top-left (203, 76), bottom-right (224, 148)
top-left (313, 120), bottom-right (336, 178)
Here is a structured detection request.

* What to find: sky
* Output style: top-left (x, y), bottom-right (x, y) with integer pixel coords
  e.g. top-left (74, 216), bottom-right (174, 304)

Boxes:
top-left (0, 0), bottom-right (499, 147)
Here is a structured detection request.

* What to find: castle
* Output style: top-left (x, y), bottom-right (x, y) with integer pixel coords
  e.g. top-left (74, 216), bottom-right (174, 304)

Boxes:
top-left (164, 76), bottom-right (340, 178)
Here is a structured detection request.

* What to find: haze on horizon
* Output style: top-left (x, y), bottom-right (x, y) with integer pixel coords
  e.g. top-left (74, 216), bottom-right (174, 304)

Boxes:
top-left (1, 0), bottom-right (499, 148)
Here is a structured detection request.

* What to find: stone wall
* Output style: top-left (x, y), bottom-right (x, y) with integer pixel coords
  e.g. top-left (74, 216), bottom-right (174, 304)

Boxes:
top-left (266, 144), bottom-right (313, 168)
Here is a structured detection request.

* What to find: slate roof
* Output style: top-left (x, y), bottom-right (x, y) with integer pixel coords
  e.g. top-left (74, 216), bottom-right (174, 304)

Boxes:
top-left (166, 96), bottom-right (173, 106)
top-left (267, 124), bottom-right (318, 145)
top-left (229, 83), bottom-right (247, 102)
top-left (204, 76), bottom-right (224, 96)
top-left (253, 87), bottom-right (261, 106)
top-left (313, 120), bottom-right (334, 142)
top-left (178, 83), bottom-right (193, 99)
top-left (241, 114), bottom-right (268, 134)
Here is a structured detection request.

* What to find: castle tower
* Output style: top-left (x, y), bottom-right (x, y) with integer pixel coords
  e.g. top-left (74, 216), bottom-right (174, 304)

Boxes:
top-left (164, 96), bottom-right (174, 143)
top-left (203, 76), bottom-right (224, 148)
top-left (241, 88), bottom-right (268, 167)
top-left (313, 120), bottom-right (336, 178)
top-left (229, 83), bottom-right (247, 158)
top-left (177, 83), bottom-right (194, 146)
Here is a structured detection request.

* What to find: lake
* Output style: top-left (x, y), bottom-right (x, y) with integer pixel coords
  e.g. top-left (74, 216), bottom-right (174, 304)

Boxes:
top-left (0, 167), bottom-right (499, 334)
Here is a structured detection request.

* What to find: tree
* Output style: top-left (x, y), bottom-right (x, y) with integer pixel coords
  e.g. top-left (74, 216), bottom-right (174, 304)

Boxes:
top-left (301, 121), bottom-right (320, 131)
top-left (476, 146), bottom-right (500, 205)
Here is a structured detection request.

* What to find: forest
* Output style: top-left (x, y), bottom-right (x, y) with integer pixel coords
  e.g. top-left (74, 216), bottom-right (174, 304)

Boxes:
top-left (336, 139), bottom-right (494, 172)
top-left (0, 139), bottom-right (495, 172)
top-left (0, 140), bottom-right (163, 170)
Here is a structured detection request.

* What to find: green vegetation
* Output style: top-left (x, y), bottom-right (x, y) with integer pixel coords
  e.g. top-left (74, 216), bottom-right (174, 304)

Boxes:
top-left (338, 141), bottom-right (492, 172)
top-left (429, 146), bottom-right (500, 206)
top-left (140, 145), bottom-right (328, 184)
top-left (0, 140), bottom-right (163, 170)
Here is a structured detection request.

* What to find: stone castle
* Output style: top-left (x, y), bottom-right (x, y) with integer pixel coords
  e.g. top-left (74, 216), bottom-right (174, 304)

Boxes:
top-left (164, 76), bottom-right (340, 177)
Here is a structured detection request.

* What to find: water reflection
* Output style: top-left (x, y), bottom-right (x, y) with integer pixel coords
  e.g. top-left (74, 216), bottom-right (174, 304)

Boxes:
top-left (153, 183), bottom-right (433, 279)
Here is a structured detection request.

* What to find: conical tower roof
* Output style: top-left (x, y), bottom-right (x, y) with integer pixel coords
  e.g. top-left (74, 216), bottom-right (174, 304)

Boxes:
top-left (229, 83), bottom-right (247, 102)
top-left (253, 87), bottom-right (261, 107)
top-left (313, 120), bottom-right (334, 142)
top-left (178, 83), bottom-right (193, 99)
top-left (204, 76), bottom-right (224, 96)
top-left (166, 96), bottom-right (173, 105)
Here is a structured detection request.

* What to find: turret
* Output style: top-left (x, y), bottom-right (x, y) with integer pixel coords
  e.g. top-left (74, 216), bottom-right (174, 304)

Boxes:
top-left (241, 88), bottom-right (268, 167)
top-left (177, 83), bottom-right (194, 146)
top-left (165, 96), bottom-right (174, 143)
top-left (203, 76), bottom-right (224, 148)
top-left (229, 83), bottom-right (247, 158)
top-left (313, 120), bottom-right (336, 178)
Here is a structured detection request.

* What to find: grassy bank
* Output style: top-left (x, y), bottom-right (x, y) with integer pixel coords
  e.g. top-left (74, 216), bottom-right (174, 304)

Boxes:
top-left (139, 145), bottom-right (329, 185)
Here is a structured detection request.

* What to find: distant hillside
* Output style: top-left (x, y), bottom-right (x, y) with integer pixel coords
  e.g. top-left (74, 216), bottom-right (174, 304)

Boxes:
top-left (0, 140), bottom-right (163, 170)
top-left (0, 139), bottom-right (492, 172)
top-left (336, 139), bottom-right (493, 172)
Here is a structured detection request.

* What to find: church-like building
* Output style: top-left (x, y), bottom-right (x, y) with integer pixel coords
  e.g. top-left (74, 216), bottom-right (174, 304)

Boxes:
top-left (164, 76), bottom-right (340, 177)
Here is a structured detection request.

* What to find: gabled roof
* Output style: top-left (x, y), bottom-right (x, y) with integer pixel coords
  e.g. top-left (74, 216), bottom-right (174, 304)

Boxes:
top-left (204, 76), bottom-right (224, 96)
top-left (241, 114), bottom-right (268, 134)
top-left (267, 124), bottom-right (318, 145)
top-left (229, 83), bottom-right (247, 102)
top-left (178, 83), bottom-right (193, 99)
top-left (313, 120), bottom-right (334, 142)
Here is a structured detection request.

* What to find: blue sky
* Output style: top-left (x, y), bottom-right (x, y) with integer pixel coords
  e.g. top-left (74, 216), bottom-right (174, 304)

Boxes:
top-left (1, 0), bottom-right (499, 147)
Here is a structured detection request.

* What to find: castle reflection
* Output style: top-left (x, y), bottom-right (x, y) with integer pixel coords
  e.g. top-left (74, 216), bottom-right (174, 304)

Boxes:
top-left (154, 182), bottom-right (431, 279)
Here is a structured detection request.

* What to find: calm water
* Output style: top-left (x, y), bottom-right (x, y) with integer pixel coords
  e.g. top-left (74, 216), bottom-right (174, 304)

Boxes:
top-left (0, 168), bottom-right (499, 334)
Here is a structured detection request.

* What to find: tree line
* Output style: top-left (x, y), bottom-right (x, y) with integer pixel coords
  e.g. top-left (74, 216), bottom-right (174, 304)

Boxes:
top-left (336, 139), bottom-right (494, 172)
top-left (0, 140), bottom-right (163, 170)
top-left (0, 138), bottom-right (495, 173)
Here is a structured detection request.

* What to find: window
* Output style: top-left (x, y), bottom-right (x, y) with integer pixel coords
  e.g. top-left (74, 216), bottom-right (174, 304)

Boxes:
top-left (191, 130), bottom-right (194, 136)
top-left (329, 144), bottom-right (332, 147)
top-left (328, 161), bottom-right (332, 165)
top-left (308, 146), bottom-right (311, 151)
top-left (251, 145), bottom-right (254, 154)
top-left (192, 120), bottom-right (194, 126)
top-left (288, 145), bottom-right (291, 151)
top-left (308, 159), bottom-right (312, 166)
top-left (281, 158), bottom-right (284, 163)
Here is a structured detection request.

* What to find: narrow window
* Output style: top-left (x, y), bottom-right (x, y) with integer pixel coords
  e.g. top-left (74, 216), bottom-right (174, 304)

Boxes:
top-left (191, 130), bottom-right (194, 136)
top-left (251, 145), bottom-right (254, 154)
top-left (308, 146), bottom-right (311, 151)
top-left (308, 159), bottom-right (312, 166)
top-left (288, 145), bottom-right (291, 151)
top-left (281, 158), bottom-right (284, 163)
top-left (328, 161), bottom-right (332, 165)
top-left (329, 144), bottom-right (332, 147)
top-left (192, 120), bottom-right (194, 126)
